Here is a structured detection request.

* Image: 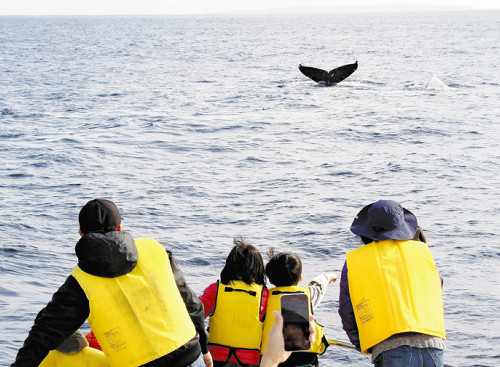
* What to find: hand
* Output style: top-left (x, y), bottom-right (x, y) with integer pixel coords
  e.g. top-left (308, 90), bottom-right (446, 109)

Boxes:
top-left (260, 311), bottom-right (316, 367)
top-left (203, 352), bottom-right (213, 367)
top-left (308, 313), bottom-right (316, 344)
top-left (260, 311), bottom-right (291, 367)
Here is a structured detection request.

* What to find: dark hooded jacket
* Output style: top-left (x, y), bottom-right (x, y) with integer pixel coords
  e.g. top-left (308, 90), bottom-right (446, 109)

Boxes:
top-left (12, 231), bottom-right (208, 367)
top-left (338, 262), bottom-right (362, 350)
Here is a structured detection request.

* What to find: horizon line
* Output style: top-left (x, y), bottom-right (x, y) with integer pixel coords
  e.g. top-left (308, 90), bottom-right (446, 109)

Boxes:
top-left (1, 5), bottom-right (499, 17)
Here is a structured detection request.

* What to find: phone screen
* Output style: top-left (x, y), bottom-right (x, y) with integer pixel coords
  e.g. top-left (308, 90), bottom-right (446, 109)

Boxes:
top-left (280, 293), bottom-right (311, 351)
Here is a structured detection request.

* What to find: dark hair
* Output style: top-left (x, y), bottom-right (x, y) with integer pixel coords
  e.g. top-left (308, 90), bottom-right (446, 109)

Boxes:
top-left (413, 226), bottom-right (427, 243)
top-left (220, 237), bottom-right (265, 286)
top-left (265, 248), bottom-right (302, 287)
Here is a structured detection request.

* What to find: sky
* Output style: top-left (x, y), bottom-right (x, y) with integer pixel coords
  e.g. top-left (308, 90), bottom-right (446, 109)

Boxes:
top-left (0, 0), bottom-right (498, 15)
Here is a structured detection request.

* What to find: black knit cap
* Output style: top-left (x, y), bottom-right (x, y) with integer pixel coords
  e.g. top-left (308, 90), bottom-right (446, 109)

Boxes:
top-left (78, 198), bottom-right (121, 234)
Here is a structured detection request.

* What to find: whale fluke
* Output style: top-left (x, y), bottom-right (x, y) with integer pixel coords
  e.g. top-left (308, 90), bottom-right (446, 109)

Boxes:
top-left (299, 61), bottom-right (358, 85)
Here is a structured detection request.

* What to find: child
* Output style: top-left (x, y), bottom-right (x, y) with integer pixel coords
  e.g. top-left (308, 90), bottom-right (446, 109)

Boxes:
top-left (262, 250), bottom-right (337, 367)
top-left (199, 237), bottom-right (268, 367)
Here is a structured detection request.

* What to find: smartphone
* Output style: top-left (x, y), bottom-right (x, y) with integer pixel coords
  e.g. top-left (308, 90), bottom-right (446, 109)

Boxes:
top-left (280, 293), bottom-right (311, 351)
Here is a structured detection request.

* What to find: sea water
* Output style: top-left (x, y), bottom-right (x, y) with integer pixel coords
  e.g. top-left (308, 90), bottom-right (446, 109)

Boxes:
top-left (1, 11), bottom-right (499, 366)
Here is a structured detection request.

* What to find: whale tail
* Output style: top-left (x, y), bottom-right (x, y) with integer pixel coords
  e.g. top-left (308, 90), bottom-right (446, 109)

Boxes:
top-left (299, 64), bottom-right (329, 83)
top-left (328, 61), bottom-right (358, 83)
top-left (299, 61), bottom-right (357, 85)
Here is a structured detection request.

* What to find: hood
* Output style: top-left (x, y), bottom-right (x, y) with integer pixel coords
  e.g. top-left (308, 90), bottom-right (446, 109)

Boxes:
top-left (75, 231), bottom-right (138, 278)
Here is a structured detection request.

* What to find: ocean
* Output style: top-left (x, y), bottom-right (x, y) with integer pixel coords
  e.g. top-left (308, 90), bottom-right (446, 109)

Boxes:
top-left (1, 10), bottom-right (499, 366)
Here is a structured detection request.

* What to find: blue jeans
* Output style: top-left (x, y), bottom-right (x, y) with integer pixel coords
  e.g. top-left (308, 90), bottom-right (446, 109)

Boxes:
top-left (186, 353), bottom-right (205, 367)
top-left (374, 346), bottom-right (444, 367)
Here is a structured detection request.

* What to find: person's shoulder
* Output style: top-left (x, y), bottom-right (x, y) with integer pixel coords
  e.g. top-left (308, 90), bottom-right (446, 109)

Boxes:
top-left (199, 281), bottom-right (219, 306)
top-left (200, 281), bottom-right (219, 296)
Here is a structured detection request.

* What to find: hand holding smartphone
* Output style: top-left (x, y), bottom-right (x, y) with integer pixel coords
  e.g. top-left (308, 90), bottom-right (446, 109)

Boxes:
top-left (280, 293), bottom-right (311, 351)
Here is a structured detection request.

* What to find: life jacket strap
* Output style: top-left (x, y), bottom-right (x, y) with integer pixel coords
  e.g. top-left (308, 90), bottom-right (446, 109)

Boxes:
top-left (224, 287), bottom-right (257, 297)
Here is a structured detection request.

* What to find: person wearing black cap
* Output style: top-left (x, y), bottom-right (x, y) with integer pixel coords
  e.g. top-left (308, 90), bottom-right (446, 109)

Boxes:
top-left (12, 199), bottom-right (212, 367)
top-left (338, 200), bottom-right (446, 367)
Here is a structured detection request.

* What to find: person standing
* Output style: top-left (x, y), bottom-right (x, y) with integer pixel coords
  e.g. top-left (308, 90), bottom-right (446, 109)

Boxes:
top-left (338, 200), bottom-right (446, 367)
top-left (12, 198), bottom-right (210, 367)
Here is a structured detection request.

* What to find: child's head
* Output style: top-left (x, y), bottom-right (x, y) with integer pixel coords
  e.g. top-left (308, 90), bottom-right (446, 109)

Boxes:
top-left (220, 237), bottom-right (265, 286)
top-left (265, 249), bottom-right (302, 287)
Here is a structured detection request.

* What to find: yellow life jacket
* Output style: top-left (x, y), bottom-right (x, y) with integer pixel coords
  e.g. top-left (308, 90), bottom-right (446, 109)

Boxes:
top-left (38, 347), bottom-right (109, 367)
top-left (71, 238), bottom-right (197, 367)
top-left (346, 239), bottom-right (446, 354)
top-left (261, 286), bottom-right (328, 355)
top-left (208, 280), bottom-right (264, 354)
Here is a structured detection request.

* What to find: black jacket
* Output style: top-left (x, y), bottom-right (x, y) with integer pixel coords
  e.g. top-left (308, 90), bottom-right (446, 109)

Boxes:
top-left (12, 231), bottom-right (208, 367)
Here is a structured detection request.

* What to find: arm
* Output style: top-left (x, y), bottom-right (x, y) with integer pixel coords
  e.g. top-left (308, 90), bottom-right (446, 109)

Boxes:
top-left (260, 288), bottom-right (269, 321)
top-left (167, 250), bottom-right (210, 355)
top-left (308, 273), bottom-right (337, 309)
top-left (338, 262), bottom-right (361, 350)
top-left (198, 282), bottom-right (218, 318)
top-left (260, 312), bottom-right (291, 367)
top-left (12, 275), bottom-right (89, 367)
top-left (436, 263), bottom-right (444, 287)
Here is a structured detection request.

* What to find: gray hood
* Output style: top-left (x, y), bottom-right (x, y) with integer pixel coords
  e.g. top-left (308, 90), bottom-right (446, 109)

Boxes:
top-left (75, 231), bottom-right (138, 277)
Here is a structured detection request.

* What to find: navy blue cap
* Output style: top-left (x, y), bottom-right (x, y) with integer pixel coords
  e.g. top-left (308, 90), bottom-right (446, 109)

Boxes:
top-left (350, 200), bottom-right (418, 241)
